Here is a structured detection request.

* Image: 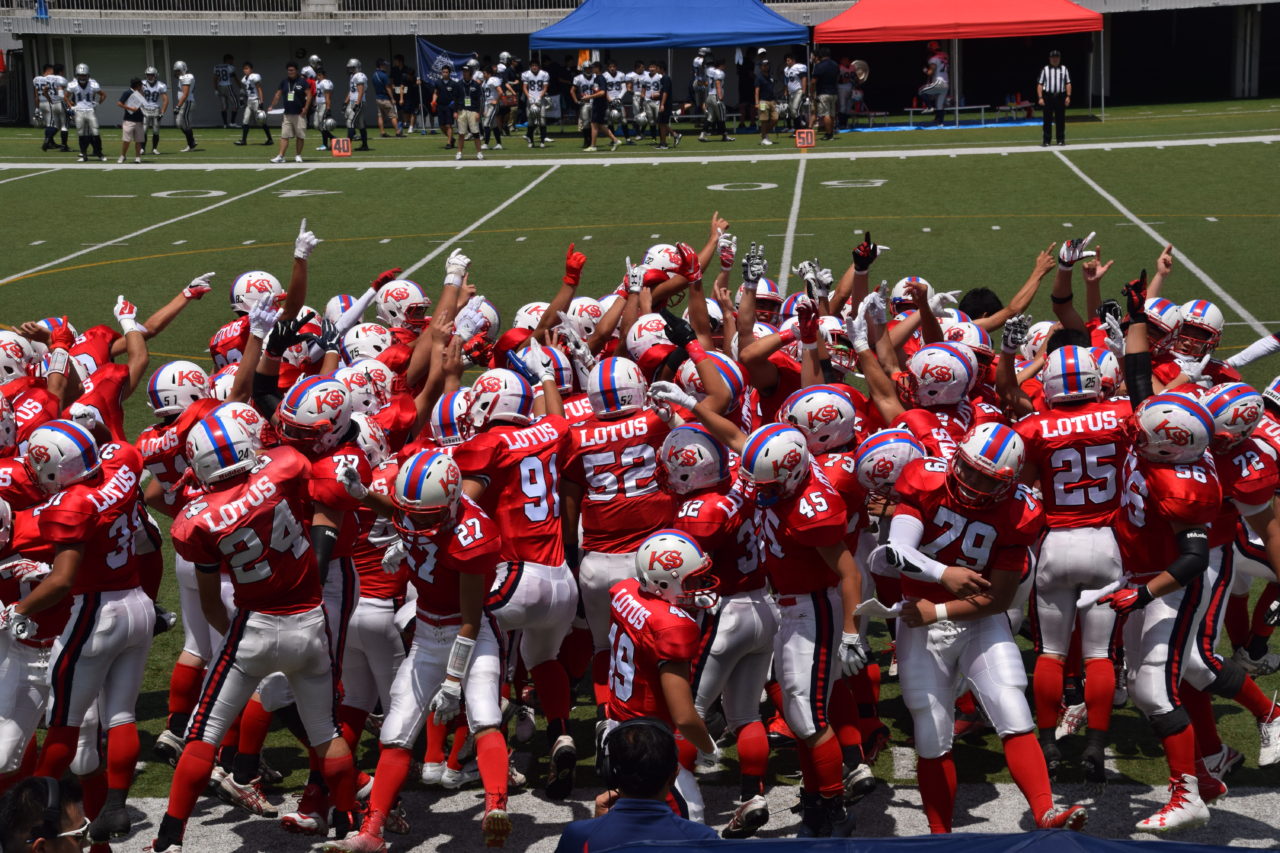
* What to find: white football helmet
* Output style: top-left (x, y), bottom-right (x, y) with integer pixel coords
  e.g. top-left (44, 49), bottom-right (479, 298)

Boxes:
top-left (277, 376), bottom-right (353, 453)
top-left (908, 343), bottom-right (978, 407)
top-left (658, 424), bottom-right (729, 495)
top-left (1133, 392), bottom-right (1213, 464)
top-left (213, 401), bottom-right (268, 451)
top-left (209, 364), bottom-right (238, 401)
top-left (334, 360), bottom-right (393, 415)
top-left (0, 331), bottom-right (36, 382)
top-left (737, 278), bottom-right (783, 324)
top-left (568, 296), bottom-right (604, 338)
top-left (1020, 320), bottom-right (1055, 361)
top-left (1144, 298), bottom-right (1184, 353)
top-left (643, 243), bottom-right (681, 273)
top-left (942, 321), bottom-right (994, 367)
top-left (538, 345), bottom-right (575, 393)
top-left (634, 529), bottom-right (718, 610)
top-left (513, 301), bottom-right (550, 331)
top-left (172, 60), bottom-right (188, 75)
top-left (430, 388), bottom-right (471, 446)
top-left (625, 313), bottom-right (673, 360)
top-left (186, 412), bottom-right (257, 486)
top-left (375, 280), bottom-right (430, 330)
top-left (777, 385), bottom-right (858, 453)
top-left (230, 271), bottom-right (283, 314)
top-left (854, 428), bottom-right (925, 495)
top-left (347, 58), bottom-right (362, 73)
top-left (740, 423), bottom-right (810, 507)
top-left (948, 423), bottom-right (1026, 508)
top-left (25, 420), bottom-right (101, 493)
top-left (392, 450), bottom-right (462, 540)
top-left (1041, 345), bottom-right (1102, 406)
top-left (473, 298), bottom-right (501, 339)
top-left (1203, 382), bottom-right (1263, 451)
top-left (587, 357), bottom-right (648, 418)
top-left (341, 323), bottom-right (393, 363)
top-left (1173, 299), bottom-right (1224, 359)
top-left (891, 276), bottom-right (933, 312)
top-left (350, 412), bottom-right (391, 466)
top-left (467, 368), bottom-right (534, 429)
top-left (324, 293), bottom-right (362, 326)
top-left (0, 397), bottom-right (16, 453)
top-left (674, 352), bottom-right (745, 413)
top-left (683, 298), bottom-right (725, 334)
top-left (1089, 346), bottom-right (1122, 396)
top-left (1264, 375), bottom-right (1280, 412)
top-left (75, 63), bottom-right (90, 78)
top-left (146, 360), bottom-right (210, 417)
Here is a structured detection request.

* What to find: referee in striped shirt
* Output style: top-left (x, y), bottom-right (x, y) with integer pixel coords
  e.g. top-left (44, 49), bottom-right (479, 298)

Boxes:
top-left (1037, 50), bottom-right (1071, 146)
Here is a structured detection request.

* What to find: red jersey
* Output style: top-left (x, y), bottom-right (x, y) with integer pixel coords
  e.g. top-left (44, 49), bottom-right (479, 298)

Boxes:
top-left (605, 577), bottom-right (700, 727)
top-left (209, 317), bottom-right (251, 369)
top-left (0, 514), bottom-right (71, 642)
top-left (755, 467), bottom-right (848, 595)
top-left (1251, 413), bottom-right (1280, 466)
top-left (1208, 438), bottom-right (1280, 548)
top-left (373, 394), bottom-right (417, 450)
top-left (892, 408), bottom-right (958, 459)
top-left (306, 441), bottom-right (373, 559)
top-left (1015, 399), bottom-right (1132, 527)
top-left (350, 460), bottom-right (409, 600)
top-left (817, 450), bottom-right (870, 548)
top-left (451, 416), bottom-right (570, 566)
top-left (2, 377), bottom-right (60, 443)
top-left (68, 362), bottom-right (129, 442)
top-left (1115, 453), bottom-right (1221, 582)
top-left (69, 325), bottom-right (119, 375)
top-left (400, 495), bottom-right (501, 618)
top-left (0, 455), bottom-right (47, 511)
top-left (171, 446), bottom-right (320, 615)
top-left (756, 352), bottom-right (802, 424)
top-left (563, 393), bottom-right (595, 425)
top-left (672, 481), bottom-right (762, 597)
top-left (1156, 357), bottom-right (1242, 390)
top-left (37, 441), bottom-right (145, 595)
top-left (893, 458), bottom-right (1045, 603)
top-left (134, 398), bottom-right (222, 515)
top-left (564, 410), bottom-right (675, 553)
top-left (376, 343), bottom-right (416, 393)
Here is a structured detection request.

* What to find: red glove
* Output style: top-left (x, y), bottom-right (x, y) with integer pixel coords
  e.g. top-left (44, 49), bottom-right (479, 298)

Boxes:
top-left (49, 317), bottom-right (76, 352)
top-left (462, 333), bottom-right (494, 366)
top-left (1122, 269), bottom-right (1148, 322)
top-left (564, 243), bottom-right (587, 288)
top-left (1100, 586), bottom-right (1153, 614)
top-left (797, 300), bottom-right (819, 346)
top-left (675, 242), bottom-right (702, 283)
top-left (371, 267), bottom-right (404, 291)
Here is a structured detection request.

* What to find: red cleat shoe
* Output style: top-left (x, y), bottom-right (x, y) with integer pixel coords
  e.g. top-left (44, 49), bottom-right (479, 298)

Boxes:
top-left (1037, 804), bottom-right (1088, 831)
top-left (766, 713), bottom-right (798, 749)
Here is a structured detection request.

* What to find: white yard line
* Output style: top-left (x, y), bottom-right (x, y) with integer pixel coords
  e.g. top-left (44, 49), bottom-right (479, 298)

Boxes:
top-left (777, 158), bottom-right (807, 294)
top-left (0, 169), bottom-right (56, 185)
top-left (0, 170), bottom-right (309, 286)
top-left (1053, 150), bottom-right (1268, 336)
top-left (401, 165), bottom-right (560, 279)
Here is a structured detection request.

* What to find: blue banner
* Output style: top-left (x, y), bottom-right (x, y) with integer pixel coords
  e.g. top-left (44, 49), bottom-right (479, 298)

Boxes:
top-left (34, 0), bottom-right (49, 20)
top-left (415, 38), bottom-right (475, 84)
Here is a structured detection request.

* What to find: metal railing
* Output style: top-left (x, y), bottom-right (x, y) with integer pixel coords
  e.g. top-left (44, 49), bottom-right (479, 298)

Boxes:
top-left (336, 0), bottom-right (576, 10)
top-left (1, 0), bottom-right (300, 11)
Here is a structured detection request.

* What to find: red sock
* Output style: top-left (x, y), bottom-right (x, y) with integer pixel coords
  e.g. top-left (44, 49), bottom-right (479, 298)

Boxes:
top-left (80, 771), bottom-right (106, 819)
top-left (765, 680), bottom-right (785, 713)
top-left (1083, 657), bottom-right (1116, 732)
top-left (676, 735), bottom-right (697, 772)
top-left (1252, 585), bottom-right (1279, 639)
top-left (956, 690), bottom-right (977, 716)
top-left (1182, 686), bottom-right (1223, 756)
top-left (1225, 594), bottom-right (1251, 649)
top-left (369, 747), bottom-right (412, 816)
top-left (423, 712), bottom-right (446, 764)
top-left (1033, 656), bottom-right (1065, 730)
top-left (322, 754), bottom-right (357, 811)
top-left (474, 731), bottom-right (508, 802)
top-left (917, 754), bottom-right (956, 833)
top-left (529, 659), bottom-right (571, 723)
top-left (105, 723), bottom-right (140, 791)
top-left (1163, 723), bottom-right (1197, 778)
top-left (796, 741), bottom-right (817, 793)
top-left (1003, 731), bottom-right (1053, 816)
top-left (828, 680), bottom-right (863, 751)
top-left (34, 725), bottom-right (78, 778)
top-left (591, 651), bottom-right (611, 706)
top-left (138, 548), bottom-right (163, 600)
top-left (805, 734), bottom-right (844, 797)
top-left (169, 740), bottom-right (216, 822)
top-left (237, 697), bottom-right (273, 756)
top-left (446, 715), bottom-right (469, 770)
top-left (735, 721), bottom-right (768, 778)
top-left (1233, 676), bottom-right (1280, 722)
top-left (557, 627), bottom-right (593, 683)
top-left (337, 704), bottom-right (369, 751)
top-left (168, 662), bottom-right (205, 717)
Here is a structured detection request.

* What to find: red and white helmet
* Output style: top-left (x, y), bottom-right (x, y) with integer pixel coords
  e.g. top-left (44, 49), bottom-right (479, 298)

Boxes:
top-left (209, 364), bottom-right (239, 401)
top-left (467, 368), bottom-right (534, 429)
top-left (324, 293), bottom-right (362, 325)
top-left (334, 360), bottom-right (393, 415)
top-left (568, 296), bottom-right (605, 338)
top-left (598, 292), bottom-right (624, 322)
top-left (146, 360), bottom-right (210, 417)
top-left (0, 397), bottom-right (16, 453)
top-left (1020, 321), bottom-right (1055, 361)
top-left (658, 424), bottom-right (729, 495)
top-left (948, 423), bottom-right (1026, 508)
top-left (430, 388), bottom-right (472, 446)
top-left (350, 412), bottom-right (391, 466)
top-left (186, 412), bottom-right (257, 486)
top-left (737, 279), bottom-right (783, 323)
top-left (1202, 382), bottom-right (1263, 451)
top-left (890, 276), bottom-right (933, 312)
top-left (277, 376), bottom-right (353, 453)
top-left (341, 323), bottom-right (393, 363)
top-left (1089, 346), bottom-right (1122, 396)
top-left (230, 270), bottom-right (283, 314)
top-left (643, 243), bottom-right (682, 273)
top-left (1144, 298), bottom-right (1184, 352)
top-left (392, 450), bottom-right (463, 540)
top-left (0, 497), bottom-right (10, 551)
top-left (777, 385), bottom-right (858, 453)
top-left (683, 298), bottom-right (725, 334)
top-left (625, 313), bottom-right (673, 360)
top-left (375, 280), bottom-right (430, 330)
top-left (539, 345), bottom-right (575, 393)
top-left (635, 529), bottom-right (719, 610)
top-left (0, 331), bottom-right (36, 382)
top-left (1173, 299), bottom-right (1224, 359)
top-left (513, 301), bottom-right (550, 331)
top-left (471, 298), bottom-right (502, 340)
top-left (674, 352), bottom-right (745, 413)
top-left (854, 428), bottom-right (925, 495)
top-left (908, 343), bottom-right (978, 407)
top-left (213, 401), bottom-right (268, 450)
top-left (1042, 345), bottom-right (1102, 406)
top-left (740, 423), bottom-right (810, 507)
top-left (1132, 392), bottom-right (1213, 464)
top-left (942, 322), bottom-right (994, 367)
top-left (1264, 375), bottom-right (1280, 411)
top-left (25, 420), bottom-right (101, 493)
top-left (587, 357), bottom-right (648, 418)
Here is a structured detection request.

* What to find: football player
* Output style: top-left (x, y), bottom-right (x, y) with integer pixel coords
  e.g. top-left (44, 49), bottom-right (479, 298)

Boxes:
top-left (141, 67), bottom-right (168, 155)
top-left (345, 58), bottom-right (370, 151)
top-left (314, 65), bottom-right (336, 152)
top-left (521, 58), bottom-right (550, 148)
top-left (65, 63), bottom-right (105, 162)
top-left (214, 53), bottom-right (239, 127)
top-left (172, 60), bottom-right (197, 151)
top-left (234, 62), bottom-right (272, 146)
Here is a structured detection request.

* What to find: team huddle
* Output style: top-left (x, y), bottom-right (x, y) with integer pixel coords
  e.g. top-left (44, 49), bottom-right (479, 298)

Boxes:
top-left (1, 214), bottom-right (1279, 850)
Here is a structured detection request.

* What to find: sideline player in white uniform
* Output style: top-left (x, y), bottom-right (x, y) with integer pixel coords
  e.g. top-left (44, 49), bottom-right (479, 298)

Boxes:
top-left (783, 54), bottom-right (809, 130)
top-left (602, 61), bottom-right (629, 141)
top-left (700, 58), bottom-right (734, 142)
top-left (314, 65), bottom-right (336, 151)
top-left (65, 64), bottom-right (105, 162)
top-left (521, 59), bottom-right (550, 148)
top-left (141, 67), bottom-right (169, 155)
top-left (236, 62), bottom-right (273, 146)
top-left (33, 64), bottom-right (63, 152)
top-left (345, 58), bottom-right (370, 151)
top-left (172, 60), bottom-right (198, 152)
top-left (213, 54), bottom-right (238, 127)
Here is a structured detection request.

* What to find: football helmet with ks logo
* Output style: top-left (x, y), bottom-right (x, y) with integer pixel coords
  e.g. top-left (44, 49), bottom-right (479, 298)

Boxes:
top-left (587, 357), bottom-right (648, 418)
top-left (1133, 392), bottom-right (1213, 464)
top-left (777, 385), bottom-right (858, 454)
top-left (854, 428), bottom-right (925, 495)
top-left (25, 420), bottom-right (101, 493)
top-left (658, 424), bottom-right (729, 495)
top-left (467, 368), bottom-right (534, 429)
top-left (740, 423), bottom-right (809, 507)
top-left (147, 360), bottom-right (211, 417)
top-left (392, 450), bottom-right (462, 541)
top-left (375, 280), bottom-right (431, 330)
top-left (1202, 382), bottom-right (1263, 451)
top-left (948, 423), bottom-right (1026, 508)
top-left (230, 271), bottom-right (283, 314)
top-left (187, 413), bottom-right (257, 486)
top-left (635, 529), bottom-right (719, 610)
top-left (276, 376), bottom-right (353, 453)
top-left (908, 343), bottom-right (978, 407)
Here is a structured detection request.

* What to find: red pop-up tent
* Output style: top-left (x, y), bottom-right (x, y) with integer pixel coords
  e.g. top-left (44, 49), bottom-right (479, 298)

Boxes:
top-left (814, 0), bottom-right (1101, 44)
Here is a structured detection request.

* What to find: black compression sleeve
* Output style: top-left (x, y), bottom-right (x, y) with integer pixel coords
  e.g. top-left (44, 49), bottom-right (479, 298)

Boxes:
top-left (1125, 350), bottom-right (1153, 407)
top-left (311, 524), bottom-right (339, 584)
top-left (1165, 527), bottom-right (1209, 587)
top-left (252, 371), bottom-right (283, 418)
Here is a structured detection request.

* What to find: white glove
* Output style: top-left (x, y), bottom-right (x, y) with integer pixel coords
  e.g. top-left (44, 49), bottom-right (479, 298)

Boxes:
top-left (695, 744), bottom-right (723, 774)
top-left (847, 312), bottom-right (870, 353)
top-left (526, 338), bottom-right (556, 382)
top-left (1103, 314), bottom-right (1124, 357)
top-left (692, 591), bottom-right (721, 614)
top-left (1180, 353), bottom-right (1213, 388)
top-left (183, 271), bottom-right (215, 300)
top-left (247, 302), bottom-right (282, 341)
top-left (336, 461), bottom-right (368, 500)
top-left (648, 380), bottom-right (697, 416)
top-left (625, 257), bottom-right (645, 295)
top-left (1058, 231), bottom-right (1098, 271)
top-left (856, 291), bottom-right (885, 327)
top-left (67, 403), bottom-right (100, 430)
top-left (838, 632), bottom-right (869, 677)
top-left (0, 604), bottom-right (36, 641)
top-left (555, 310), bottom-right (589, 342)
top-left (294, 218), bottom-right (318, 260)
top-left (742, 242), bottom-right (767, 285)
top-left (444, 248), bottom-right (471, 285)
top-left (558, 320), bottom-right (596, 366)
top-left (114, 295), bottom-right (143, 335)
top-left (928, 290), bottom-right (961, 316)
top-left (454, 297), bottom-right (485, 341)
top-left (381, 539), bottom-right (407, 575)
top-left (428, 679), bottom-right (463, 724)
top-left (1001, 313), bottom-right (1032, 355)
top-left (717, 232), bottom-right (737, 272)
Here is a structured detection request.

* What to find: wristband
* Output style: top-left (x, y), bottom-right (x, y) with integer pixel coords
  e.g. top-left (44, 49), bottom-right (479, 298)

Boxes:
top-left (446, 634), bottom-right (477, 680)
top-left (444, 273), bottom-right (463, 288)
top-left (801, 341), bottom-right (819, 351)
top-left (936, 602), bottom-right (948, 622)
top-left (46, 349), bottom-right (69, 376)
top-left (1051, 292), bottom-right (1074, 305)
top-left (685, 341), bottom-right (709, 364)
top-left (1136, 586), bottom-right (1155, 607)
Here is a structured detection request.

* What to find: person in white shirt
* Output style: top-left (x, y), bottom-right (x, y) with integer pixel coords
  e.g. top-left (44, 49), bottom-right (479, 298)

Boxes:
top-left (345, 58), bottom-right (370, 150)
top-left (699, 57), bottom-right (734, 143)
top-left (691, 47), bottom-right (710, 115)
top-left (625, 60), bottom-right (647, 141)
top-left (235, 62), bottom-right (273, 146)
top-left (213, 54), bottom-right (238, 127)
top-left (314, 65), bottom-right (336, 151)
top-left (602, 60), bottom-right (631, 143)
top-left (33, 63), bottom-right (62, 152)
top-left (141, 67), bottom-right (169, 155)
top-left (172, 60), bottom-right (198, 152)
top-left (65, 64), bottom-right (105, 161)
top-left (573, 61), bottom-right (620, 152)
top-left (783, 54), bottom-right (808, 131)
top-left (481, 63), bottom-right (511, 150)
top-left (521, 59), bottom-right (551, 148)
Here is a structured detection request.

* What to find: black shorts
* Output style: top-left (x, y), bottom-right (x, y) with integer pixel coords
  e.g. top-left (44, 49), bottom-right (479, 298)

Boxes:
top-left (658, 109), bottom-right (671, 124)
top-left (437, 106), bottom-right (455, 127)
top-left (591, 98), bottom-right (607, 124)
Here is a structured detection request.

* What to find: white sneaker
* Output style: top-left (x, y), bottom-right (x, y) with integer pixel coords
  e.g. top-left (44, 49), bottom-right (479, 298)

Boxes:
top-left (610, 139), bottom-right (619, 151)
top-left (842, 762), bottom-right (877, 803)
top-left (481, 143), bottom-right (489, 150)
top-left (1056, 702), bottom-right (1088, 740)
top-left (1137, 775), bottom-right (1209, 832)
top-left (153, 728), bottom-right (184, 767)
top-left (760, 138), bottom-right (773, 146)
top-left (317, 145), bottom-right (329, 151)
top-left (582, 146), bottom-right (597, 152)
top-left (1259, 707), bottom-right (1280, 766)
top-left (1203, 743), bottom-right (1244, 780)
top-left (150, 148), bottom-right (159, 155)
top-left (1113, 681), bottom-right (1129, 708)
top-left (455, 151), bottom-right (463, 161)
top-left (477, 152), bottom-right (484, 161)
top-left (270, 155), bottom-right (285, 163)
top-left (117, 156), bottom-right (125, 163)
top-left (294, 155), bottom-right (303, 163)
top-left (420, 761), bottom-right (445, 786)
top-left (527, 141), bottom-right (534, 148)
top-left (1233, 645), bottom-right (1280, 676)
top-left (722, 795), bottom-right (769, 839)
top-left (440, 762), bottom-right (480, 789)
top-left (179, 146), bottom-right (194, 152)
top-left (77, 154), bottom-right (86, 162)
top-left (699, 132), bottom-right (708, 142)
top-left (217, 775), bottom-right (278, 817)
top-left (134, 157), bottom-right (142, 164)
top-left (493, 143), bottom-right (503, 150)
top-left (539, 142), bottom-right (546, 149)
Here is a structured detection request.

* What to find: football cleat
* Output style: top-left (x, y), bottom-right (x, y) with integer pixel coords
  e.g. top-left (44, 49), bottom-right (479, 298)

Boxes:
top-left (355, 772), bottom-right (374, 801)
top-left (1055, 702), bottom-right (1088, 740)
top-left (86, 805), bottom-right (131, 843)
top-left (1232, 645), bottom-right (1280, 677)
top-left (421, 761), bottom-right (445, 785)
top-left (863, 726), bottom-right (891, 765)
top-left (842, 762), bottom-right (876, 804)
top-left (1198, 774), bottom-right (1228, 805)
top-left (544, 734), bottom-right (577, 800)
top-left (482, 795), bottom-right (512, 848)
top-left (441, 761), bottom-right (480, 789)
top-left (1259, 706), bottom-right (1280, 767)
top-left (766, 713), bottom-right (798, 748)
top-left (1137, 775), bottom-right (1209, 832)
top-left (279, 783), bottom-right (328, 835)
top-left (218, 775), bottom-right (278, 817)
top-left (319, 830), bottom-right (385, 853)
top-left (153, 728), bottom-right (184, 767)
top-left (1081, 741), bottom-right (1107, 786)
top-left (1036, 804), bottom-right (1088, 831)
top-left (384, 804), bottom-right (410, 835)
top-left (722, 795), bottom-right (769, 839)
top-left (258, 755), bottom-right (284, 786)
top-left (514, 705), bottom-right (536, 743)
top-left (1202, 743), bottom-right (1244, 780)
top-left (1041, 739), bottom-right (1063, 777)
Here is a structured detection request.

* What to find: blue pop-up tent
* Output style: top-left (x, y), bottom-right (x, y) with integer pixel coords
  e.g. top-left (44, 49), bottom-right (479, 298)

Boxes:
top-left (529, 0), bottom-right (808, 49)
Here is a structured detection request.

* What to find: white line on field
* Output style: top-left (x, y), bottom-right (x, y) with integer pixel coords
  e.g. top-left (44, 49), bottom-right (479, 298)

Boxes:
top-left (777, 158), bottom-right (807, 293)
top-left (0, 169), bottom-right (309, 286)
top-left (29, 240), bottom-right (44, 246)
top-left (0, 169), bottom-right (55, 185)
top-left (400, 165), bottom-right (560, 279)
top-left (1054, 151), bottom-right (1267, 337)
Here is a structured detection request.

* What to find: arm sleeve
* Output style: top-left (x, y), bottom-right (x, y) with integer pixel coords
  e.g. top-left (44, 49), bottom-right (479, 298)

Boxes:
top-left (1124, 350), bottom-right (1153, 408)
top-left (337, 289), bottom-right (379, 334)
top-left (252, 371), bottom-right (283, 417)
top-left (1165, 527), bottom-right (1209, 587)
top-left (1226, 333), bottom-right (1280, 369)
top-left (887, 513), bottom-right (950, 583)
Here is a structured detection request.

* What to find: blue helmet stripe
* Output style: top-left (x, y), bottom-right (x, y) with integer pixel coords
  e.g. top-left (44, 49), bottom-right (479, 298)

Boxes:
top-left (43, 421), bottom-right (96, 470)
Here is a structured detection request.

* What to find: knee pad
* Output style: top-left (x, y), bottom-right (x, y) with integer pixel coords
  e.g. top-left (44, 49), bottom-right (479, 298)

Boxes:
top-left (1207, 659), bottom-right (1247, 699)
top-left (1148, 707), bottom-right (1190, 739)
